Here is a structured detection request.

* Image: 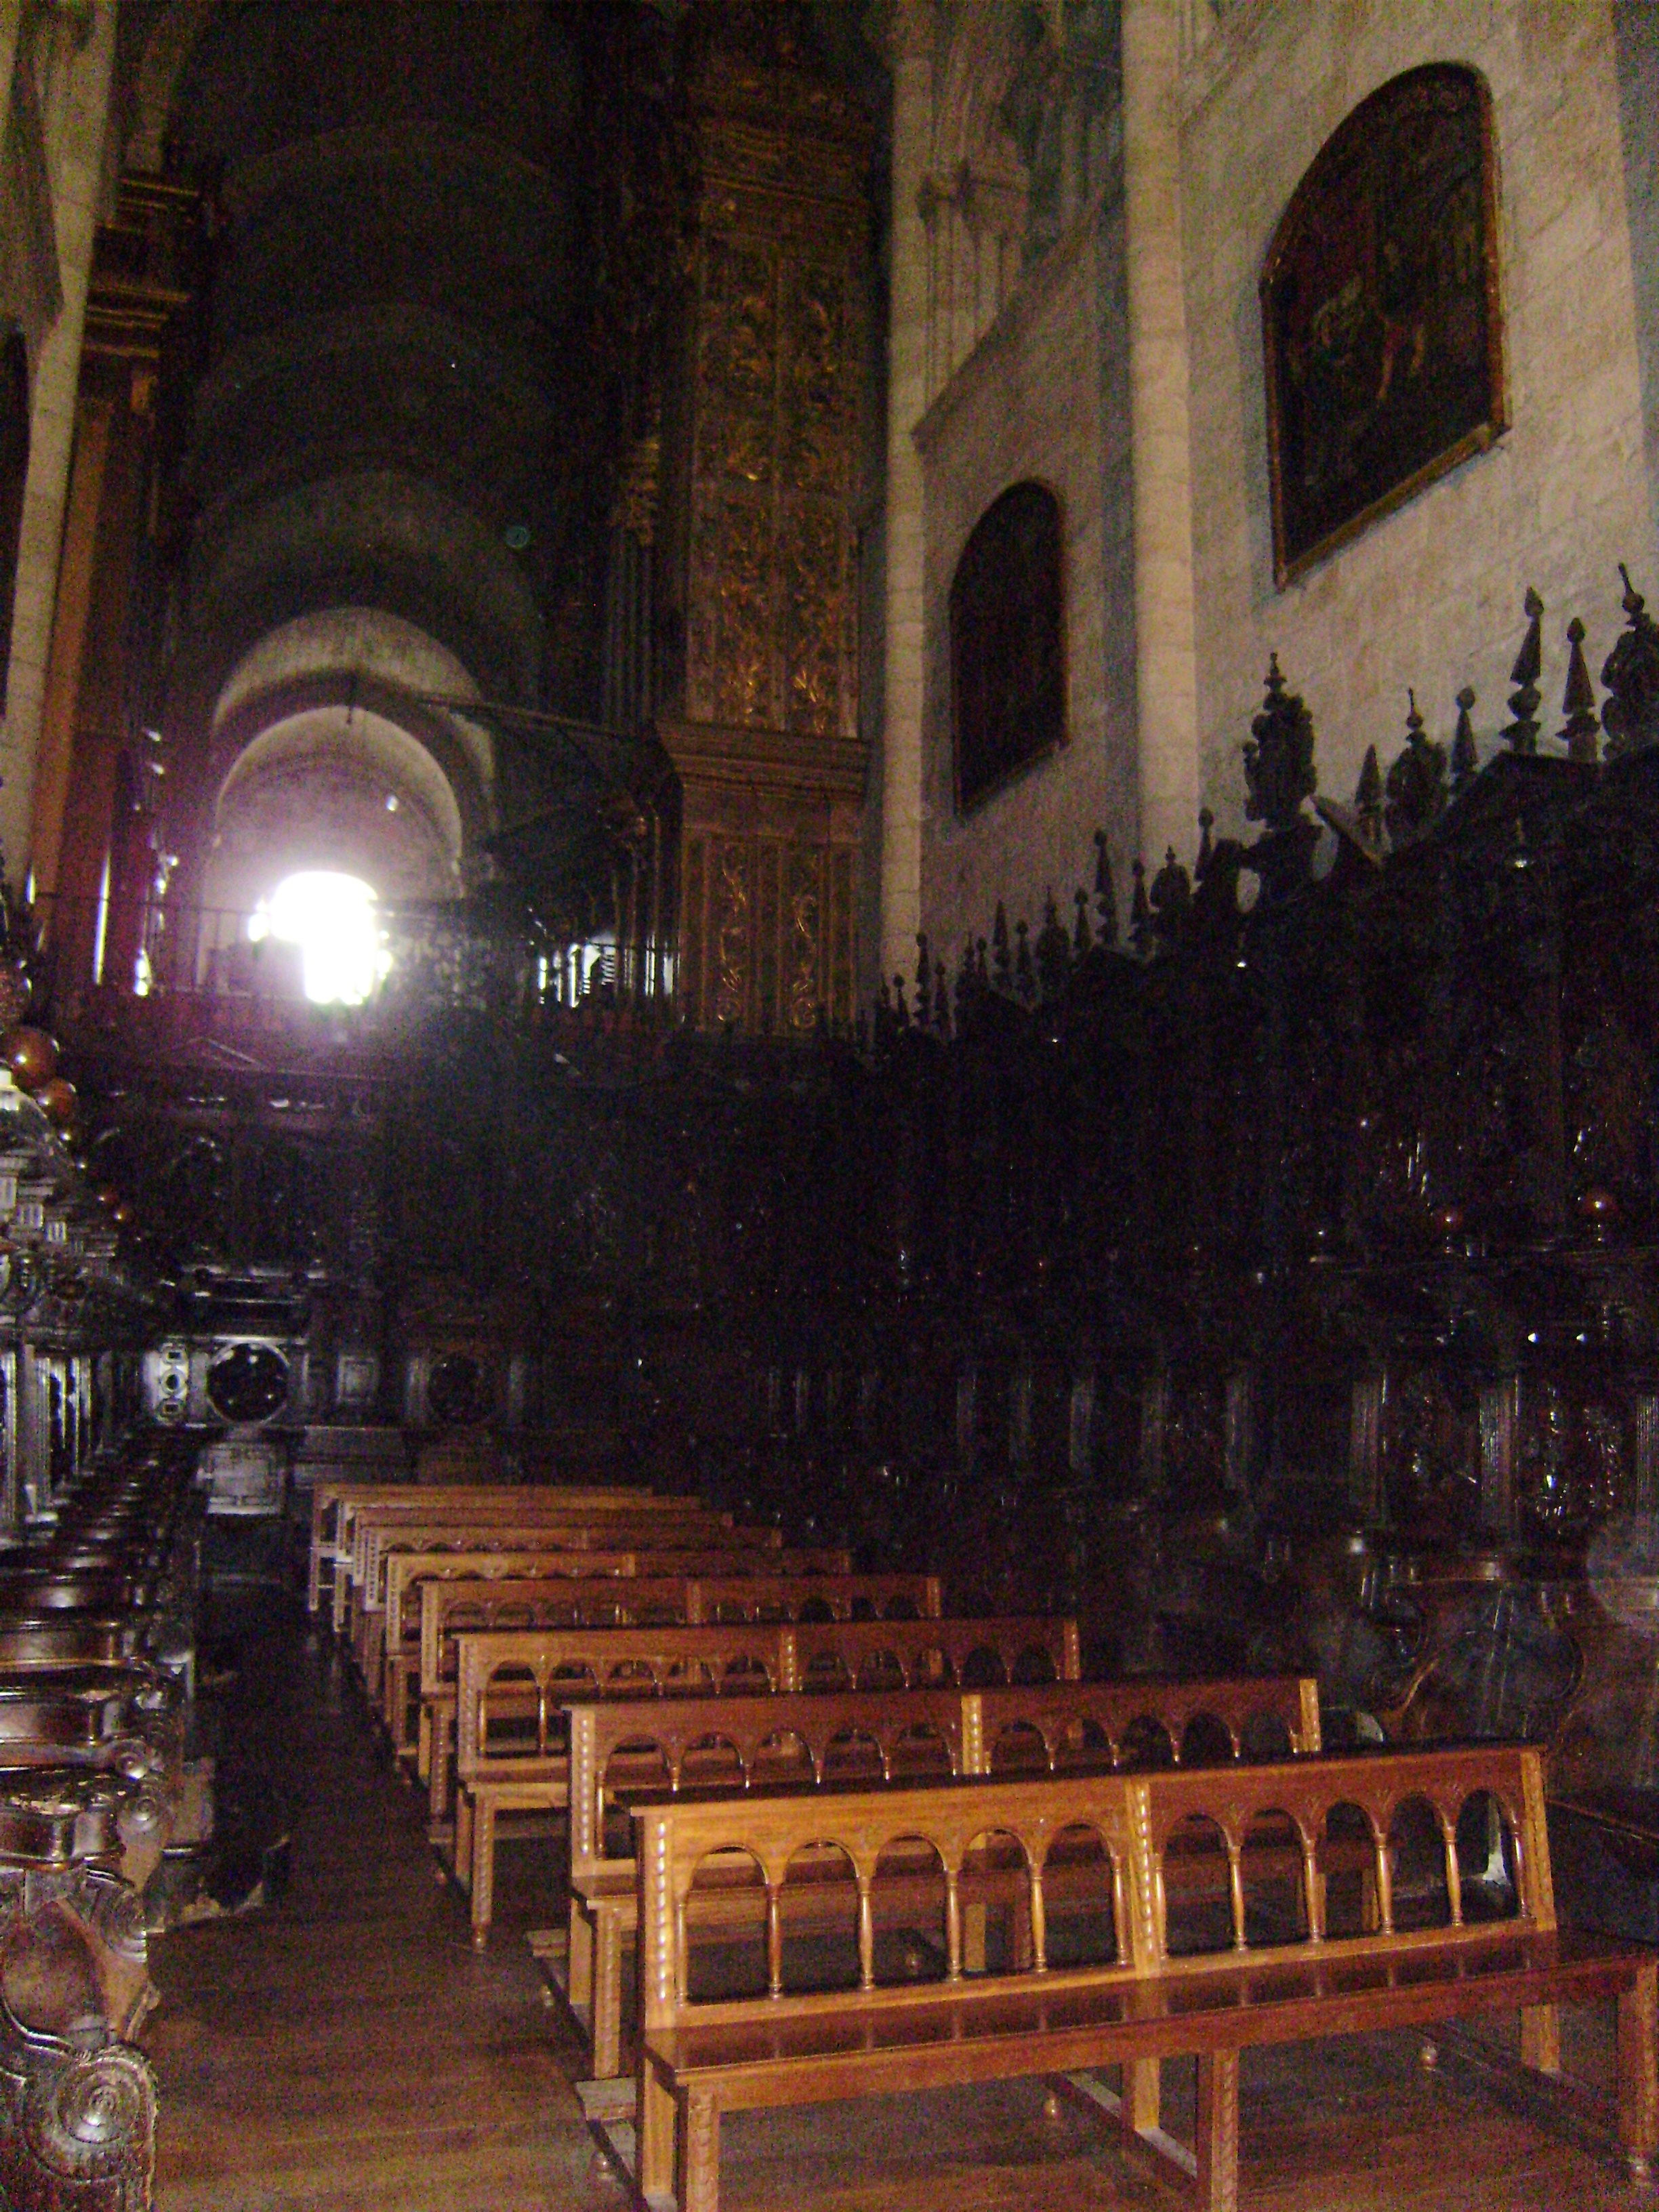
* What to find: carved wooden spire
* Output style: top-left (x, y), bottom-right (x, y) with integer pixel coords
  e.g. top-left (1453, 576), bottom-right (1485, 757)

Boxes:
top-left (1244, 654), bottom-right (1317, 829)
top-left (1384, 689), bottom-right (1447, 845)
top-left (1501, 588), bottom-right (1544, 753)
top-left (1558, 617), bottom-right (1600, 763)
top-left (1354, 745), bottom-right (1384, 852)
top-left (1451, 685), bottom-right (1479, 793)
top-left (1601, 566), bottom-right (1659, 758)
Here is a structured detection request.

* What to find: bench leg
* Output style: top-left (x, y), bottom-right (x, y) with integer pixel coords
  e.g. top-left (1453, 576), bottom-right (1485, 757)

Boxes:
top-left (1619, 1962), bottom-right (1659, 2184)
top-left (1195, 2051), bottom-right (1240, 2212)
top-left (678, 2087), bottom-right (721, 2212)
top-left (594, 1908), bottom-right (624, 2079)
top-left (640, 2062), bottom-right (676, 2202)
top-left (470, 1797), bottom-right (496, 1948)
top-left (1520, 2001), bottom-right (1561, 2076)
top-left (569, 1898), bottom-right (594, 2013)
top-left (1125, 2056), bottom-right (1160, 2133)
top-left (417, 1702), bottom-right (432, 1784)
top-left (433, 1734), bottom-right (455, 1826)
top-left (453, 1788), bottom-right (473, 1884)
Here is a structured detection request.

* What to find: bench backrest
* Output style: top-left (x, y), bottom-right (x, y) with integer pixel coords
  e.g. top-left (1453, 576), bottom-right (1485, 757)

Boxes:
top-left (974, 1675), bottom-right (1321, 1771)
top-left (308, 1480), bottom-right (657, 1607)
top-left (388, 1550), bottom-right (641, 1654)
top-left (790, 1615), bottom-right (1080, 1691)
top-left (571, 1687), bottom-right (969, 1880)
top-left (350, 1511), bottom-right (759, 1622)
top-left (456, 1624), bottom-right (796, 1776)
top-left (569, 1674), bottom-right (1317, 1889)
top-left (335, 1490), bottom-right (733, 1589)
top-left (0, 1619), bottom-right (143, 1668)
top-left (694, 1575), bottom-right (940, 1623)
top-left (634, 1740), bottom-right (1552, 2037)
top-left (455, 1616), bottom-right (1078, 1778)
top-left (415, 1570), bottom-right (940, 1694)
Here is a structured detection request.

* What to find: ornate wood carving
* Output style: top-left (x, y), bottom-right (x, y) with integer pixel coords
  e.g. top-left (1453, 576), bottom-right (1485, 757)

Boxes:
top-left (658, 33), bottom-right (872, 1029)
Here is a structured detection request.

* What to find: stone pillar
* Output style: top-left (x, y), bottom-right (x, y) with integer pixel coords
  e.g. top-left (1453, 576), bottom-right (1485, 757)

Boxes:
top-left (1120, 0), bottom-right (1200, 872)
top-left (877, 1), bottom-right (933, 996)
top-left (0, 0), bottom-right (116, 890)
top-left (29, 173), bottom-right (205, 998)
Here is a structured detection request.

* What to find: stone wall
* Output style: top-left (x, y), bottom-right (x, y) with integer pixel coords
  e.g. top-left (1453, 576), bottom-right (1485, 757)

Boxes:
top-left (914, 201), bottom-right (1139, 967)
top-left (1181, 0), bottom-right (1658, 837)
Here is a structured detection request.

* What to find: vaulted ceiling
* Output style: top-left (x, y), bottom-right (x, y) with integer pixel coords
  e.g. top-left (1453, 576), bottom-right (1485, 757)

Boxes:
top-left (111, 0), bottom-right (884, 915)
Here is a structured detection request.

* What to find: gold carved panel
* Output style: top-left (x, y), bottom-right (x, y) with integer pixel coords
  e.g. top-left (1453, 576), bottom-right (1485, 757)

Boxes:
top-left (680, 827), bottom-right (858, 1033)
top-left (680, 102), bottom-right (866, 747)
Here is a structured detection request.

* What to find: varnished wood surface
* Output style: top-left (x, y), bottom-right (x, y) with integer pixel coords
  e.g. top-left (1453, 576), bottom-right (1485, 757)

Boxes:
top-left (149, 1602), bottom-right (1656, 2210)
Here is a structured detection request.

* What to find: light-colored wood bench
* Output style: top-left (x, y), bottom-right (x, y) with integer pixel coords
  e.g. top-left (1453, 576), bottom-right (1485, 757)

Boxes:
top-left (451, 1614), bottom-right (1078, 1946)
top-left (307, 1480), bottom-right (660, 1614)
top-left (342, 1502), bottom-right (775, 1650)
top-left (394, 1565), bottom-right (934, 1768)
top-left (564, 1673), bottom-right (1320, 2089)
top-left (628, 1740), bottom-right (1659, 2212)
top-left (451, 1622), bottom-right (796, 1941)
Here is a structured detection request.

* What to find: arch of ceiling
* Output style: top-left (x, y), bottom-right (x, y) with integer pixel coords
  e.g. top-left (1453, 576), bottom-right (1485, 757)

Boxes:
top-left (182, 466), bottom-right (545, 712)
top-left (211, 609), bottom-right (493, 806)
top-left (188, 303), bottom-right (554, 495)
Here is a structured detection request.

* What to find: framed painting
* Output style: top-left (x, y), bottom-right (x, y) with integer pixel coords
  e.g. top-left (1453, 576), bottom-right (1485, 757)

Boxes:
top-left (1261, 64), bottom-right (1505, 588)
top-left (949, 480), bottom-right (1066, 815)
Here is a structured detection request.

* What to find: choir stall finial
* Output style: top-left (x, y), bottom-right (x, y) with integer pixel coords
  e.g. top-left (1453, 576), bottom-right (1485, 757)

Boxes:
top-left (1601, 567), bottom-right (1659, 758)
top-left (1559, 617), bottom-right (1600, 764)
top-left (1384, 689), bottom-right (1448, 845)
top-left (1501, 588), bottom-right (1544, 754)
top-left (1243, 653), bottom-right (1317, 831)
top-left (1451, 685), bottom-right (1479, 793)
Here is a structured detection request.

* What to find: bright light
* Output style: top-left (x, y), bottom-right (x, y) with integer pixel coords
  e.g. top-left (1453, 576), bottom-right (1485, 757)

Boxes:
top-left (248, 871), bottom-right (388, 1006)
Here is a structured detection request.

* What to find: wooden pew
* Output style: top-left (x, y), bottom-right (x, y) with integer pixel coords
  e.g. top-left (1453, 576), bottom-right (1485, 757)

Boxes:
top-left (317, 1483), bottom-right (756, 1630)
top-left (306, 1479), bottom-right (662, 1614)
top-left (626, 1740), bottom-right (1658, 2212)
top-left (450, 1614), bottom-right (1078, 1945)
top-left (401, 1565), bottom-right (935, 1774)
top-left (563, 1673), bottom-right (1319, 2089)
top-left (340, 1502), bottom-right (779, 1648)
top-left (451, 1622), bottom-right (795, 1939)
top-left (368, 1538), bottom-right (860, 1715)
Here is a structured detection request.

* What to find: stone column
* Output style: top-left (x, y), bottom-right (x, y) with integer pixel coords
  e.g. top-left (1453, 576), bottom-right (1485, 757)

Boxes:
top-left (1120, 0), bottom-right (1200, 871)
top-left (878, 0), bottom-right (934, 995)
top-left (0, 0), bottom-right (115, 890)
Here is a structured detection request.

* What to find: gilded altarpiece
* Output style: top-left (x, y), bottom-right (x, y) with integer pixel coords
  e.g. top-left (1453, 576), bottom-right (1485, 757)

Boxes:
top-left (660, 45), bottom-right (870, 1031)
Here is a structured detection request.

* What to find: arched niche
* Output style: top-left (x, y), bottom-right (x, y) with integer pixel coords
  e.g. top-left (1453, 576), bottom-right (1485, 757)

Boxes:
top-left (949, 480), bottom-right (1066, 813)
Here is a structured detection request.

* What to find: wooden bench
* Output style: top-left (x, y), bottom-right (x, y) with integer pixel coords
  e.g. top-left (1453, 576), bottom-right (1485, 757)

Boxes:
top-left (342, 1512), bottom-right (695, 1660)
top-left (306, 1479), bottom-right (661, 1614)
top-left (374, 1544), bottom-right (864, 1734)
top-left (339, 1503), bottom-right (780, 1646)
top-left (451, 1622), bottom-right (796, 1940)
top-left (625, 1740), bottom-right (1658, 2212)
top-left (402, 1567), bottom-right (937, 1777)
top-left (563, 1673), bottom-right (1319, 2089)
top-left (451, 1614), bottom-right (1078, 1944)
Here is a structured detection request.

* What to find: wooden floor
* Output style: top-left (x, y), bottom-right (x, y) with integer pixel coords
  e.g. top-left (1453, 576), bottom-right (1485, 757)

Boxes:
top-left (150, 1598), bottom-right (1657, 2211)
